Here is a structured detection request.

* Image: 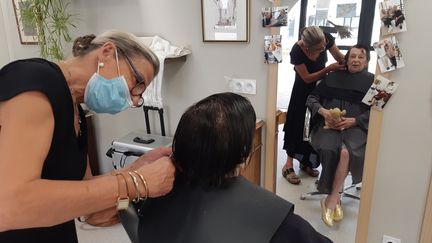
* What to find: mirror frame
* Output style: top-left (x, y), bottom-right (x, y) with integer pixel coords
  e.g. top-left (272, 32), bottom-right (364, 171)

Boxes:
top-left (263, 1), bottom-right (381, 242)
top-left (420, 176), bottom-right (432, 243)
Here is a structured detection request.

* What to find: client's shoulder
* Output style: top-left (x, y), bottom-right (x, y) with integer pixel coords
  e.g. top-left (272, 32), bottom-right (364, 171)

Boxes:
top-left (271, 213), bottom-right (333, 243)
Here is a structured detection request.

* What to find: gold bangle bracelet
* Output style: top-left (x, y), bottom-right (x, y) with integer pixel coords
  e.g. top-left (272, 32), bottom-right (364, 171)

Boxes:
top-left (132, 170), bottom-right (149, 200)
top-left (114, 173), bottom-right (130, 210)
top-left (127, 171), bottom-right (141, 203)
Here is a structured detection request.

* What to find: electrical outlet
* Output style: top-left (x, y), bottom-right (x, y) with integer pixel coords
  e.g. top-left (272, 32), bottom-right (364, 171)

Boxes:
top-left (242, 79), bottom-right (256, 94)
top-left (228, 78), bottom-right (256, 94)
top-left (382, 235), bottom-right (401, 243)
top-left (231, 79), bottom-right (243, 93)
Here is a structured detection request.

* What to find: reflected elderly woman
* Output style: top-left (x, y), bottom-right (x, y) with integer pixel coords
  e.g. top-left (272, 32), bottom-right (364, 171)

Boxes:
top-left (131, 92), bottom-right (331, 243)
top-left (305, 44), bottom-right (374, 227)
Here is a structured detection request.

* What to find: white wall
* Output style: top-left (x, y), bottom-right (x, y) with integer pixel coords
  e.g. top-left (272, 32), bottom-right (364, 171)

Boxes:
top-left (367, 1), bottom-right (432, 242)
top-left (0, 3), bottom-right (9, 66)
top-left (69, 0), bottom-right (272, 173)
top-left (0, 0), bottom-right (38, 64)
top-left (2, 1), bottom-right (431, 241)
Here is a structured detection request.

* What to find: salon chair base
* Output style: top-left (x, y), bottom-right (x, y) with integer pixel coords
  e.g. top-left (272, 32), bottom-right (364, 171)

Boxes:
top-left (300, 184), bottom-right (361, 201)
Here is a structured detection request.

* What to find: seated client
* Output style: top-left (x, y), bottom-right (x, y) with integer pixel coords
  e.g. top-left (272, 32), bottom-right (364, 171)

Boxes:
top-left (305, 44), bottom-right (374, 227)
top-left (135, 92), bottom-right (331, 243)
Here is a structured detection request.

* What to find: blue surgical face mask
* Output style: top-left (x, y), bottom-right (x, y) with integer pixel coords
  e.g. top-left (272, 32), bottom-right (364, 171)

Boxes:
top-left (84, 49), bottom-right (133, 114)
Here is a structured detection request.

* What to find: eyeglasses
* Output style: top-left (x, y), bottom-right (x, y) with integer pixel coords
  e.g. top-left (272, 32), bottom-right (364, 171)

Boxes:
top-left (121, 50), bottom-right (146, 107)
top-left (308, 45), bottom-right (326, 53)
top-left (307, 40), bottom-right (328, 53)
top-left (311, 46), bottom-right (326, 52)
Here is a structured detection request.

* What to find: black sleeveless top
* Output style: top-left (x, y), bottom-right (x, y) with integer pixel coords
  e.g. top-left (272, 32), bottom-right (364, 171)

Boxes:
top-left (0, 58), bottom-right (87, 243)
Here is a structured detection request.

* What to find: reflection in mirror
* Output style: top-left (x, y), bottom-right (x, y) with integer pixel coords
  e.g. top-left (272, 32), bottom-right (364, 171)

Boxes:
top-left (275, 0), bottom-right (381, 241)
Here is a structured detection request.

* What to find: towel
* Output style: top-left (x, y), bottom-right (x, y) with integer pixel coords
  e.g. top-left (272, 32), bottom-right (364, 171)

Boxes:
top-left (139, 36), bottom-right (191, 108)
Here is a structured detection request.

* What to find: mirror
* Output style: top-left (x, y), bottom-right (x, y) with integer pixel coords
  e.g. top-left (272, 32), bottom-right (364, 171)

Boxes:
top-left (274, 0), bottom-right (381, 241)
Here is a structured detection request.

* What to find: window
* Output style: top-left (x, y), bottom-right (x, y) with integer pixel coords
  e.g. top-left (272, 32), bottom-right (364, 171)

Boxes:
top-left (306, 0), bottom-right (362, 47)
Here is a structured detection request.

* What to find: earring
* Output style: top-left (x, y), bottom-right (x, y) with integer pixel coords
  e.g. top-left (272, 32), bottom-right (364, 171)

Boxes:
top-left (98, 62), bottom-right (105, 68)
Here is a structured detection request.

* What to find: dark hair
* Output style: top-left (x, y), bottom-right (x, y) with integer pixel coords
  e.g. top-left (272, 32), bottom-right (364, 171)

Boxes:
top-left (71, 31), bottom-right (160, 76)
top-left (172, 92), bottom-right (256, 188)
top-left (345, 44), bottom-right (371, 62)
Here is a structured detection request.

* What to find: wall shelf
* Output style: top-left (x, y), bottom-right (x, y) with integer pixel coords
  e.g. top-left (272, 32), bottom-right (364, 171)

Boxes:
top-left (165, 55), bottom-right (187, 64)
top-left (138, 36), bottom-right (190, 64)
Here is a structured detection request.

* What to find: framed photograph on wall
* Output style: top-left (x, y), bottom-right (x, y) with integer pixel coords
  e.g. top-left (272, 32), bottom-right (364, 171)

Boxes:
top-left (201, 0), bottom-right (250, 42)
top-left (362, 75), bottom-right (398, 109)
top-left (373, 35), bottom-right (405, 73)
top-left (264, 35), bottom-right (282, 63)
top-left (379, 0), bottom-right (407, 36)
top-left (12, 0), bottom-right (38, 44)
top-left (262, 7), bottom-right (289, 28)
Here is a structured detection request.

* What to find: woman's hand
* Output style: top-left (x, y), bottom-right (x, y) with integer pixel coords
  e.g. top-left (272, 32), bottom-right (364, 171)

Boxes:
top-left (133, 152), bottom-right (175, 198)
top-left (319, 108), bottom-right (338, 127)
top-left (126, 147), bottom-right (172, 171)
top-left (84, 207), bottom-right (119, 227)
top-left (333, 117), bottom-right (357, 131)
top-left (327, 62), bottom-right (346, 72)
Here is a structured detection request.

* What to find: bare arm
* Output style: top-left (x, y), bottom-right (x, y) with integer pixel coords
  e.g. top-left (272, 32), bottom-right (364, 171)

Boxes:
top-left (294, 62), bottom-right (345, 84)
top-left (328, 43), bottom-right (345, 63)
top-left (0, 91), bottom-right (174, 231)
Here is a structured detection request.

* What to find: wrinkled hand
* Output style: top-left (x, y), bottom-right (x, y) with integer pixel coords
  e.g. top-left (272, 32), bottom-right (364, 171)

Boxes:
top-left (319, 108), bottom-right (338, 127)
top-left (134, 155), bottom-right (175, 198)
top-left (332, 117), bottom-right (356, 131)
top-left (328, 62), bottom-right (346, 72)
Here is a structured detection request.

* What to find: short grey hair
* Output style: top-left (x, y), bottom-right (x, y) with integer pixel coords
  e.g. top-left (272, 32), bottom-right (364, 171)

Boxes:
top-left (300, 26), bottom-right (325, 48)
top-left (72, 31), bottom-right (160, 76)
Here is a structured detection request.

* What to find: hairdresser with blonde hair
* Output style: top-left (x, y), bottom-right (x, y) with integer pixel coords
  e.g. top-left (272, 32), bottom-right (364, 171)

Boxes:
top-left (282, 26), bottom-right (345, 185)
top-left (0, 31), bottom-right (175, 243)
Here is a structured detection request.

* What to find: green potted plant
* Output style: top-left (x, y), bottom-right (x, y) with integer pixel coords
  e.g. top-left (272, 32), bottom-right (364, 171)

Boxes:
top-left (20, 0), bottom-right (76, 60)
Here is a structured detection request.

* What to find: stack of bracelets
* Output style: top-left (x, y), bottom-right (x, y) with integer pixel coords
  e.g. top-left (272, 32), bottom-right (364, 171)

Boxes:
top-left (113, 170), bottom-right (149, 210)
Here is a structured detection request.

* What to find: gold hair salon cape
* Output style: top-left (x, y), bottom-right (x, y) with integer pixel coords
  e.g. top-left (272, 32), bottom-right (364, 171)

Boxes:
top-left (119, 176), bottom-right (293, 243)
